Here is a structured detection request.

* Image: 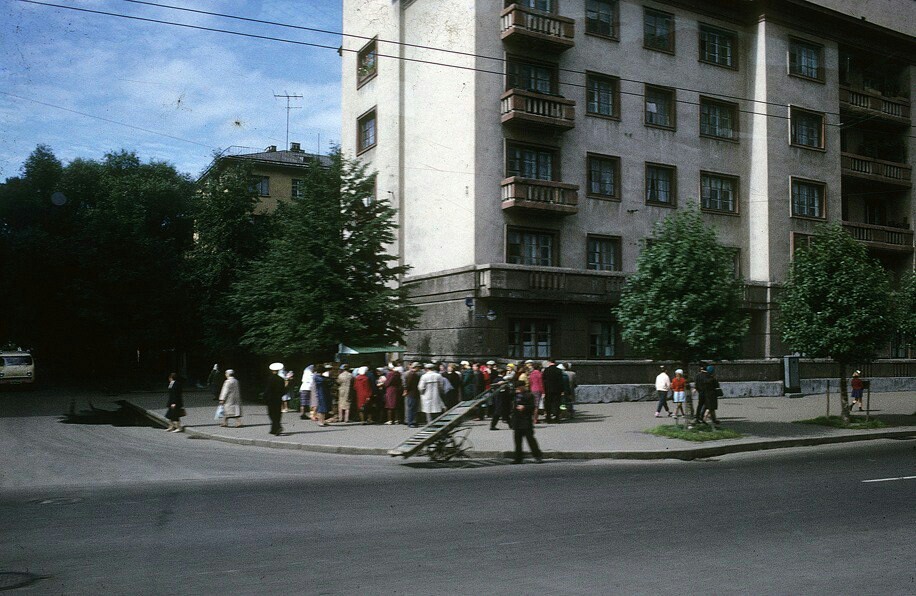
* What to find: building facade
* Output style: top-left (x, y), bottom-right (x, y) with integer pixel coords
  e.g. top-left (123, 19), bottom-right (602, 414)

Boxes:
top-left (341, 0), bottom-right (915, 369)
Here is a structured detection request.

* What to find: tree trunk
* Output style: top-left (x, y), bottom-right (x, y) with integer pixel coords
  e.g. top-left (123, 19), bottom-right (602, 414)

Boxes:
top-left (682, 359), bottom-right (693, 418)
top-left (838, 361), bottom-right (850, 423)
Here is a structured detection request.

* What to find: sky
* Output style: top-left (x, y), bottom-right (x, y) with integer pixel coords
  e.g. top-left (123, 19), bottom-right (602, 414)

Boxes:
top-left (0, 0), bottom-right (343, 180)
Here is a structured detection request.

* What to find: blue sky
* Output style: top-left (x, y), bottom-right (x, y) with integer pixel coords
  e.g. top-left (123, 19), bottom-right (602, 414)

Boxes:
top-left (0, 0), bottom-right (343, 180)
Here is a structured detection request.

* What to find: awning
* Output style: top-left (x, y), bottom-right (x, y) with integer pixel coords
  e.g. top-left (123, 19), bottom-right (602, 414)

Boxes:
top-left (337, 344), bottom-right (404, 355)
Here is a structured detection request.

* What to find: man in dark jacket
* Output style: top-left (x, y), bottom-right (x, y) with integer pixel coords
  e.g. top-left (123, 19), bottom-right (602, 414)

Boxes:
top-left (264, 362), bottom-right (287, 435)
top-left (510, 380), bottom-right (543, 464)
top-left (692, 365), bottom-right (721, 427)
top-left (403, 362), bottom-right (422, 428)
top-left (541, 359), bottom-right (564, 423)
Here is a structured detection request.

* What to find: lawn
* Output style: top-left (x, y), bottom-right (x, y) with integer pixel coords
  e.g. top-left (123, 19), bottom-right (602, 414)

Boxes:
top-left (648, 424), bottom-right (742, 442)
top-left (796, 415), bottom-right (887, 430)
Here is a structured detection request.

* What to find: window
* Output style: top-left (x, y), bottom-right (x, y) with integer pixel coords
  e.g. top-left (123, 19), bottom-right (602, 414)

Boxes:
top-left (699, 24), bottom-right (737, 68)
top-left (507, 59), bottom-right (557, 95)
top-left (586, 73), bottom-right (619, 118)
top-left (589, 321), bottom-right (616, 358)
top-left (509, 319), bottom-right (553, 359)
top-left (250, 176), bottom-right (270, 196)
top-left (865, 201), bottom-right (886, 226)
top-left (645, 164), bottom-right (676, 206)
top-left (790, 231), bottom-right (814, 254)
top-left (357, 39), bottom-right (377, 85)
top-left (645, 85), bottom-right (675, 128)
top-left (517, 0), bottom-right (554, 11)
top-left (725, 247), bottom-right (741, 278)
top-left (700, 98), bottom-right (738, 140)
top-left (791, 179), bottom-right (825, 218)
top-left (587, 154), bottom-right (620, 199)
top-left (789, 38), bottom-right (823, 81)
top-left (790, 107), bottom-right (824, 149)
top-left (701, 172), bottom-right (738, 213)
top-left (586, 235), bottom-right (620, 271)
top-left (507, 228), bottom-right (556, 266)
top-left (644, 8), bottom-right (674, 53)
top-left (291, 178), bottom-right (304, 199)
top-left (586, 0), bottom-right (618, 39)
top-left (506, 143), bottom-right (556, 180)
top-left (357, 109), bottom-right (377, 153)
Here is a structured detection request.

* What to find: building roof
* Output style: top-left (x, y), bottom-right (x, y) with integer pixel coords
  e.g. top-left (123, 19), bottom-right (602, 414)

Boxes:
top-left (197, 145), bottom-right (332, 181)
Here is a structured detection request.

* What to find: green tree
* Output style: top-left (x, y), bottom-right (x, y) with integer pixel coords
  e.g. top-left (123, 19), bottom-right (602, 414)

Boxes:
top-left (778, 224), bottom-right (895, 421)
top-left (615, 207), bottom-right (748, 372)
top-left (229, 152), bottom-right (417, 358)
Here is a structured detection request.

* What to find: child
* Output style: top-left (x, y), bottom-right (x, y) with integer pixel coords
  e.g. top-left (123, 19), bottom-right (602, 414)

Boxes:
top-left (670, 369), bottom-right (688, 418)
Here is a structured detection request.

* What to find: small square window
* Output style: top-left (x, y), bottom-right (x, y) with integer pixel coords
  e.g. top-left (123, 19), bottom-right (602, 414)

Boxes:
top-left (357, 39), bottom-right (377, 86)
top-left (291, 178), bottom-right (304, 199)
top-left (586, 73), bottom-right (620, 119)
top-left (790, 107), bottom-right (825, 150)
top-left (644, 8), bottom-right (675, 53)
top-left (587, 154), bottom-right (620, 199)
top-left (700, 98), bottom-right (739, 140)
top-left (589, 321), bottom-right (617, 358)
top-left (699, 24), bottom-right (737, 69)
top-left (586, 235), bottom-right (621, 271)
top-left (645, 86), bottom-right (675, 129)
top-left (506, 143), bottom-right (557, 181)
top-left (586, 0), bottom-right (619, 39)
top-left (790, 231), bottom-right (814, 255)
top-left (507, 59), bottom-right (558, 95)
top-left (249, 176), bottom-right (269, 196)
top-left (701, 172), bottom-right (738, 213)
top-left (645, 164), bottom-right (676, 206)
top-left (507, 228), bottom-right (556, 266)
top-left (509, 319), bottom-right (553, 359)
top-left (789, 38), bottom-right (823, 81)
top-left (357, 109), bottom-right (377, 153)
top-left (791, 178), bottom-right (826, 219)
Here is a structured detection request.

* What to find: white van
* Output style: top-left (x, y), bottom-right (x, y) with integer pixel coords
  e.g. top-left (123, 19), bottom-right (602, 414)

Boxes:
top-left (0, 351), bottom-right (36, 385)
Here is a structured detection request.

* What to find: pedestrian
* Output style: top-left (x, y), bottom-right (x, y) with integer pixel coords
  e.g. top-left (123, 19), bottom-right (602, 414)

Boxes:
top-left (542, 359), bottom-right (564, 423)
top-left (463, 362), bottom-right (485, 420)
top-left (165, 372), bottom-right (184, 432)
top-left (527, 361), bottom-right (543, 424)
top-left (692, 365), bottom-right (722, 428)
top-left (383, 363), bottom-right (403, 424)
top-left (313, 364), bottom-right (332, 427)
top-left (299, 364), bottom-right (314, 420)
top-left (206, 363), bottom-right (221, 401)
top-left (851, 371), bottom-right (865, 412)
top-left (562, 362), bottom-right (577, 419)
top-left (443, 363), bottom-right (462, 409)
top-left (354, 366), bottom-right (374, 424)
top-left (336, 364), bottom-right (353, 423)
top-left (218, 369), bottom-right (243, 427)
top-left (670, 369), bottom-right (687, 419)
top-left (418, 363), bottom-right (446, 424)
top-left (281, 369), bottom-right (294, 413)
top-left (655, 365), bottom-right (672, 417)
top-left (510, 380), bottom-right (543, 464)
top-left (264, 362), bottom-right (286, 435)
top-left (403, 362), bottom-right (422, 428)
top-left (490, 365), bottom-right (513, 430)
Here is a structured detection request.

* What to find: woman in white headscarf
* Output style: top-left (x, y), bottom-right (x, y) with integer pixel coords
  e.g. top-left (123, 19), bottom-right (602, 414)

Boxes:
top-left (218, 369), bottom-right (243, 427)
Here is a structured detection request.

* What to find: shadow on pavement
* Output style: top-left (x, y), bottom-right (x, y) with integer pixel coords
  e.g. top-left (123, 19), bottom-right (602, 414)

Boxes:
top-left (59, 401), bottom-right (160, 428)
top-left (402, 458), bottom-right (512, 469)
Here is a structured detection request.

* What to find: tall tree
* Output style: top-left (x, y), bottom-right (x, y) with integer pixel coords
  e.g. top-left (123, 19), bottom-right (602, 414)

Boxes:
top-left (615, 207), bottom-right (748, 371)
top-left (778, 224), bottom-right (895, 421)
top-left (229, 152), bottom-right (417, 359)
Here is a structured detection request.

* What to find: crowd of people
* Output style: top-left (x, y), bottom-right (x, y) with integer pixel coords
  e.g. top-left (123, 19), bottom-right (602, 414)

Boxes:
top-left (653, 364), bottom-right (724, 429)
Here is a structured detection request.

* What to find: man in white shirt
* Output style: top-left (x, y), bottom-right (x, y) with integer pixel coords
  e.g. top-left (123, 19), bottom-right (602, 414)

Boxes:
top-left (655, 365), bottom-right (672, 418)
top-left (417, 363), bottom-right (446, 424)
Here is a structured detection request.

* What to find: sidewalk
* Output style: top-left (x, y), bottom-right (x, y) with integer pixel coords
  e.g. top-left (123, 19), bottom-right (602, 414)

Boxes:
top-left (124, 391), bottom-right (916, 461)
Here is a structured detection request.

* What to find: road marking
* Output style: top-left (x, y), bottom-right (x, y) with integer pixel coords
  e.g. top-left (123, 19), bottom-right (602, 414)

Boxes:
top-left (861, 475), bottom-right (916, 483)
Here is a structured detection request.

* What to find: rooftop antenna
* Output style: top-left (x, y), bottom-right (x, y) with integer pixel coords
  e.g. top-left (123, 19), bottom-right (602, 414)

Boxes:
top-left (273, 92), bottom-right (302, 149)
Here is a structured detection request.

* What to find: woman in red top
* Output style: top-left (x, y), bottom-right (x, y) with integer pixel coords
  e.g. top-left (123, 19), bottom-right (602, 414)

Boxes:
top-left (670, 369), bottom-right (688, 418)
top-left (850, 371), bottom-right (865, 412)
top-left (353, 367), bottom-right (374, 424)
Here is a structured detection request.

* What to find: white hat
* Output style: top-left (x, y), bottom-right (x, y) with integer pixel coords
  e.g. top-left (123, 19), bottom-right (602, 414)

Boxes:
top-left (424, 363), bottom-right (436, 369)
top-left (557, 364), bottom-right (566, 370)
top-left (486, 360), bottom-right (496, 366)
top-left (460, 360), bottom-right (470, 366)
top-left (675, 369), bottom-right (684, 374)
top-left (269, 362), bottom-right (284, 371)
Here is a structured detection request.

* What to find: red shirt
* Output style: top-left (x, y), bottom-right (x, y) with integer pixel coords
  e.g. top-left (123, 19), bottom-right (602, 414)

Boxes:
top-left (670, 377), bottom-right (687, 392)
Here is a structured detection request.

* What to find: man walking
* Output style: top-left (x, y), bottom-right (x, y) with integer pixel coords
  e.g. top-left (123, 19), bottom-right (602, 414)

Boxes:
top-left (542, 359), bottom-right (564, 423)
top-left (692, 365), bottom-right (721, 428)
top-left (655, 365), bottom-right (672, 418)
top-left (264, 362), bottom-right (286, 435)
top-left (510, 380), bottom-right (543, 464)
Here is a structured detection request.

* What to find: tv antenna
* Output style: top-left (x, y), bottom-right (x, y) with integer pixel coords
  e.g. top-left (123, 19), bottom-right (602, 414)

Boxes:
top-left (274, 92), bottom-right (302, 149)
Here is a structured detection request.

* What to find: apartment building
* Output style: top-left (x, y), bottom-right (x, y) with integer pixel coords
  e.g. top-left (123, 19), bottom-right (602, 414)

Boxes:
top-left (341, 0), bottom-right (915, 368)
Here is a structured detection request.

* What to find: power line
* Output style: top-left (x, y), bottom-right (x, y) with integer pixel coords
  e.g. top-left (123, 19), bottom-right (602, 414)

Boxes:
top-left (16, 0), bottom-right (916, 139)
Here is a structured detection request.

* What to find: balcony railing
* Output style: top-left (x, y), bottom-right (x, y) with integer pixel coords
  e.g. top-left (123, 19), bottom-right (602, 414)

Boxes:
top-left (839, 85), bottom-right (910, 122)
top-left (500, 4), bottom-right (575, 53)
top-left (475, 264), bottom-right (626, 302)
top-left (843, 221), bottom-right (914, 251)
top-left (841, 153), bottom-right (912, 186)
top-left (500, 89), bottom-right (575, 131)
top-left (501, 176), bottom-right (578, 215)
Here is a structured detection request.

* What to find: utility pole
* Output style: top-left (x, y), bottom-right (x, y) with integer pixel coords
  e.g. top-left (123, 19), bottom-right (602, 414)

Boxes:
top-left (274, 92), bottom-right (302, 150)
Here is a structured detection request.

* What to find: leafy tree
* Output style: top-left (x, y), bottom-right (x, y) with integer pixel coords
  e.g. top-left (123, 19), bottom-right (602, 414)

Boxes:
top-left (778, 224), bottom-right (895, 421)
top-left (615, 207), bottom-right (748, 372)
top-left (229, 152), bottom-right (417, 358)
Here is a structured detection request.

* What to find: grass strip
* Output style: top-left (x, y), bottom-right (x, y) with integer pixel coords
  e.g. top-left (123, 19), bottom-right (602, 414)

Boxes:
top-left (796, 415), bottom-right (887, 430)
top-left (648, 424), bottom-right (742, 442)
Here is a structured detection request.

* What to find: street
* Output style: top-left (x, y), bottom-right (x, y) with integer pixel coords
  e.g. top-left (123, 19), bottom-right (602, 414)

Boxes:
top-left (2, 390), bottom-right (914, 595)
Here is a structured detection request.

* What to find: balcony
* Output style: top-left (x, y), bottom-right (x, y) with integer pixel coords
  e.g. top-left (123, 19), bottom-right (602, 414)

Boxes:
top-left (841, 153), bottom-right (912, 187)
top-left (476, 264), bottom-right (626, 303)
top-left (500, 4), bottom-right (575, 53)
top-left (839, 85), bottom-right (910, 124)
top-left (843, 221), bottom-right (914, 252)
top-left (501, 89), bottom-right (575, 131)
top-left (501, 177), bottom-right (578, 215)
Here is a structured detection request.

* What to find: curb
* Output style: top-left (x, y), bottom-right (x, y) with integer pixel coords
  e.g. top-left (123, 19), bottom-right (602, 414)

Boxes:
top-left (123, 400), bottom-right (916, 461)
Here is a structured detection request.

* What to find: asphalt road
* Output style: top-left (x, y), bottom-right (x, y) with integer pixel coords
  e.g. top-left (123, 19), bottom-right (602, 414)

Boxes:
top-left (2, 390), bottom-right (914, 595)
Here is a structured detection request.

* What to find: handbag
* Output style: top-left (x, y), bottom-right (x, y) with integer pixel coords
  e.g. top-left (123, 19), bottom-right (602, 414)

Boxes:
top-left (214, 404), bottom-right (225, 420)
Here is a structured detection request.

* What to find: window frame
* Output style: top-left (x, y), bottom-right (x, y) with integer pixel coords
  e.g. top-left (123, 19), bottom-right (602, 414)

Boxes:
top-left (508, 318), bottom-right (554, 360)
top-left (588, 320), bottom-right (617, 359)
top-left (356, 108), bottom-right (377, 154)
top-left (586, 153), bottom-right (621, 200)
top-left (586, 234), bottom-right (622, 271)
top-left (645, 163), bottom-right (677, 207)
top-left (505, 141), bottom-right (559, 181)
top-left (790, 231), bottom-right (814, 256)
top-left (506, 56), bottom-right (560, 95)
top-left (699, 97), bottom-right (739, 142)
top-left (585, 72), bottom-right (621, 120)
top-left (585, 0), bottom-right (619, 40)
top-left (250, 176), bottom-right (270, 197)
top-left (700, 171), bottom-right (739, 215)
top-left (790, 177), bottom-right (827, 220)
top-left (789, 106), bottom-right (826, 151)
top-left (644, 85), bottom-right (676, 130)
top-left (698, 23), bottom-right (738, 70)
top-left (511, 0), bottom-right (556, 13)
top-left (788, 37), bottom-right (824, 82)
top-left (506, 226), bottom-right (558, 267)
top-left (356, 38), bottom-right (378, 87)
top-left (643, 7), bottom-right (675, 54)
top-left (291, 178), bottom-right (304, 199)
